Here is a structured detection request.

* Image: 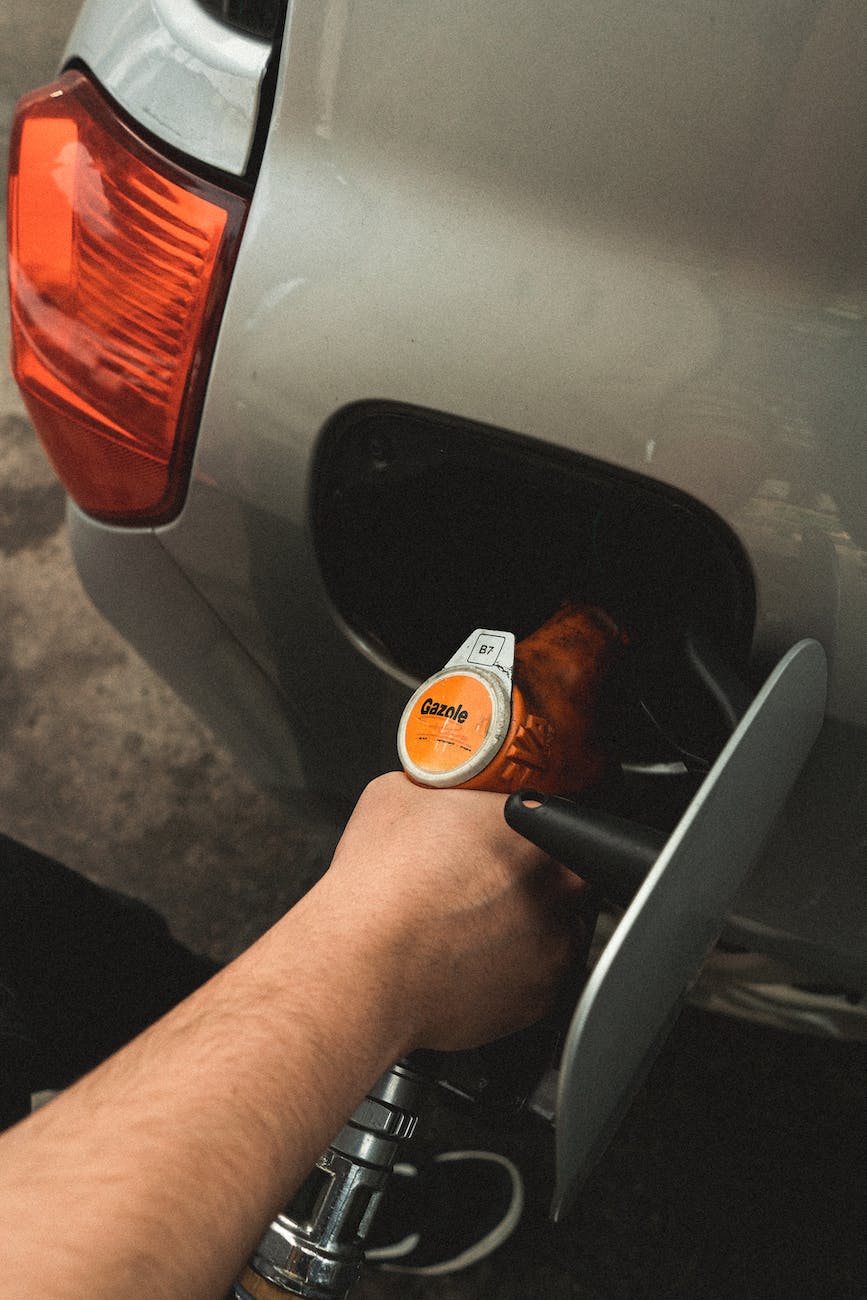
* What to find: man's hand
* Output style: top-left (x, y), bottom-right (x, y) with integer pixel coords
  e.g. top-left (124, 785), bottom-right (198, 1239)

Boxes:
top-left (316, 772), bottom-right (588, 1053)
top-left (0, 772), bottom-right (590, 1299)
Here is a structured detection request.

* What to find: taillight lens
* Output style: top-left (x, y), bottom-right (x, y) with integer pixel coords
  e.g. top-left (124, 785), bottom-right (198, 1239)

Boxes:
top-left (7, 70), bottom-right (248, 525)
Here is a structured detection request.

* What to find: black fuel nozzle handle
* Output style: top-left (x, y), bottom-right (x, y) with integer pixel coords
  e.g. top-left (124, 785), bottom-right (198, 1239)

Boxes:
top-left (504, 790), bottom-right (665, 909)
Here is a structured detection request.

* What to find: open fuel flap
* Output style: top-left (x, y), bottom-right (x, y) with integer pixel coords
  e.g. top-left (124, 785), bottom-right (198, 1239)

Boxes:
top-left (509, 639), bottom-right (827, 1221)
top-left (315, 403), bottom-right (829, 1216)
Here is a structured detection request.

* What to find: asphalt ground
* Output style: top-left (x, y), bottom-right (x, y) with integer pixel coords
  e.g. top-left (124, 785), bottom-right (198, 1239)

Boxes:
top-left (2, 6), bottom-right (867, 1298)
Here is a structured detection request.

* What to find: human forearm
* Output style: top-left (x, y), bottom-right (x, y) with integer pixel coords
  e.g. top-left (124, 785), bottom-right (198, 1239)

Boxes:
top-left (0, 879), bottom-right (410, 1299)
top-left (0, 774), bottom-right (586, 1298)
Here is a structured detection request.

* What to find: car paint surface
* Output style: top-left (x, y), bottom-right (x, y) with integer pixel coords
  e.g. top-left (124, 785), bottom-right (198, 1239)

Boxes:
top-left (167, 0), bottom-right (867, 716)
top-left (65, 1), bottom-right (867, 976)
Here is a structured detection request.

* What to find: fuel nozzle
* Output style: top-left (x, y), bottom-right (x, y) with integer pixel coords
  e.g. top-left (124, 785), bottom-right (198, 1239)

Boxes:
top-left (504, 789), bottom-right (664, 908)
top-left (397, 603), bottom-right (627, 794)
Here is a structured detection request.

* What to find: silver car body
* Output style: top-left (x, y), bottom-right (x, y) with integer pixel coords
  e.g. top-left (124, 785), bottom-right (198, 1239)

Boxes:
top-left (61, 0), bottom-right (867, 989)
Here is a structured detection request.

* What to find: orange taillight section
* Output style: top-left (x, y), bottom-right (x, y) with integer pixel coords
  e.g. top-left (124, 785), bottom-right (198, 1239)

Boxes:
top-left (7, 70), bottom-right (248, 524)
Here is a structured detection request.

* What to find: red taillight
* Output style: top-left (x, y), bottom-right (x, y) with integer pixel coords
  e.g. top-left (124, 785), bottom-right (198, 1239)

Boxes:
top-left (7, 70), bottom-right (248, 525)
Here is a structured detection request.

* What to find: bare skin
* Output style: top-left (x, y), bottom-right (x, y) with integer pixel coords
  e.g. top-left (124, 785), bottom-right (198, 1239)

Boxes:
top-left (0, 772), bottom-right (586, 1299)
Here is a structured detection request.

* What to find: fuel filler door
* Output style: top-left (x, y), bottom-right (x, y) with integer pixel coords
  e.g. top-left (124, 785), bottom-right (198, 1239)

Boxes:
top-left (508, 639), bottom-right (827, 1221)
